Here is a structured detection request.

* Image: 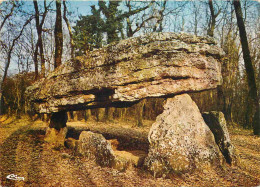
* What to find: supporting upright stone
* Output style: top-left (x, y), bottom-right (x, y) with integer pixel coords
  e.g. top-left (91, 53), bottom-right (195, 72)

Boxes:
top-left (45, 111), bottom-right (68, 146)
top-left (144, 94), bottom-right (224, 177)
top-left (202, 111), bottom-right (238, 165)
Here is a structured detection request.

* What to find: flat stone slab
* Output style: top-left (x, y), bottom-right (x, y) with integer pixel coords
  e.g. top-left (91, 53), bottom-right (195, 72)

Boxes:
top-left (25, 32), bottom-right (224, 113)
top-left (114, 150), bottom-right (147, 167)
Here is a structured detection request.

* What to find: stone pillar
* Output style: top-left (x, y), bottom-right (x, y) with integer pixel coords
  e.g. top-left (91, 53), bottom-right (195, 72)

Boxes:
top-left (202, 111), bottom-right (237, 165)
top-left (44, 111), bottom-right (68, 146)
top-left (144, 94), bottom-right (224, 177)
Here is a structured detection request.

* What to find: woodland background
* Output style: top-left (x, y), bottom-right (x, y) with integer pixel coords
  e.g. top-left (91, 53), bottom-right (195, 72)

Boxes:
top-left (0, 0), bottom-right (259, 135)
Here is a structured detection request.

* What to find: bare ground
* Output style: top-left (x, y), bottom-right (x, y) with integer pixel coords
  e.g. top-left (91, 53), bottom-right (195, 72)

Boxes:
top-left (0, 116), bottom-right (259, 187)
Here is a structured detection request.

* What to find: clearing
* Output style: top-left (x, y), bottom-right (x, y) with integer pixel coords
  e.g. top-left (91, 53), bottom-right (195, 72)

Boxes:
top-left (0, 115), bottom-right (259, 187)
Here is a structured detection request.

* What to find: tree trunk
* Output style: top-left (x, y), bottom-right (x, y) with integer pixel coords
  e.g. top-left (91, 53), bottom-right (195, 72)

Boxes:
top-left (207, 0), bottom-right (215, 37)
top-left (73, 111), bottom-right (78, 121)
top-left (39, 34), bottom-right (45, 77)
top-left (33, 41), bottom-right (39, 80)
top-left (0, 1), bottom-right (16, 32)
top-left (104, 107), bottom-right (115, 121)
top-left (33, 0), bottom-right (47, 77)
top-left (54, 0), bottom-right (63, 68)
top-left (217, 85), bottom-right (227, 118)
top-left (63, 0), bottom-right (75, 58)
top-left (84, 109), bottom-right (92, 121)
top-left (152, 0), bottom-right (166, 32)
top-left (136, 100), bottom-right (145, 127)
top-left (68, 111), bottom-right (74, 121)
top-left (96, 108), bottom-right (106, 122)
top-left (233, 0), bottom-right (259, 135)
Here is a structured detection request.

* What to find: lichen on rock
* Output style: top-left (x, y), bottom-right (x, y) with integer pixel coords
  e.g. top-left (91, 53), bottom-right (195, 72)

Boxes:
top-left (78, 131), bottom-right (147, 171)
top-left (24, 32), bottom-right (231, 177)
top-left (78, 131), bottom-right (115, 167)
top-left (25, 32), bottom-right (224, 114)
top-left (144, 94), bottom-right (224, 177)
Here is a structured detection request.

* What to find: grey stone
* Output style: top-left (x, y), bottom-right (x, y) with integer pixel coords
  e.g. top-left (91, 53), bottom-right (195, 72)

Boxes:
top-left (25, 32), bottom-right (223, 114)
top-left (144, 94), bottom-right (224, 177)
top-left (202, 111), bottom-right (237, 165)
top-left (78, 131), bottom-right (115, 167)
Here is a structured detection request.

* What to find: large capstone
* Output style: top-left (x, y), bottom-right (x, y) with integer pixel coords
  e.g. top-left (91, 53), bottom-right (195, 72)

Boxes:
top-left (25, 32), bottom-right (224, 114)
top-left (144, 94), bottom-right (223, 177)
top-left (202, 111), bottom-right (238, 165)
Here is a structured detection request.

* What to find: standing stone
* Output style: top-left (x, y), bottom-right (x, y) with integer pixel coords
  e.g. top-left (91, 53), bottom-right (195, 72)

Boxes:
top-left (144, 94), bottom-right (223, 177)
top-left (202, 111), bottom-right (237, 165)
top-left (44, 111), bottom-right (68, 146)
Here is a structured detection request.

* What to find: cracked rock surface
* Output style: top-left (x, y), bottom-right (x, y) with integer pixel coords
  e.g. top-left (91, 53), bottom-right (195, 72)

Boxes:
top-left (25, 32), bottom-right (224, 113)
top-left (144, 94), bottom-right (224, 177)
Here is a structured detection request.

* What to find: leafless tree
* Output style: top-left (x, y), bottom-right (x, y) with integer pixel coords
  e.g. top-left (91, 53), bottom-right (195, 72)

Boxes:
top-left (54, 0), bottom-right (63, 68)
top-left (233, 0), bottom-right (259, 135)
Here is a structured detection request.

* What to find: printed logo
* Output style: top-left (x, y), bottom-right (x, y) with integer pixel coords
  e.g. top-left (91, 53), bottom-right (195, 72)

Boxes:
top-left (6, 174), bottom-right (24, 181)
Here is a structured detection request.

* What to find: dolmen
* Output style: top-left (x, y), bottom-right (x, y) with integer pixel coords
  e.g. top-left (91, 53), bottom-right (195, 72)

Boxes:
top-left (25, 32), bottom-right (236, 177)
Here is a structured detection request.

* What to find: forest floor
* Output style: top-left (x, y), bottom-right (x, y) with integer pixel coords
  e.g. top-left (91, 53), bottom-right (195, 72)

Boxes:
top-left (0, 115), bottom-right (259, 187)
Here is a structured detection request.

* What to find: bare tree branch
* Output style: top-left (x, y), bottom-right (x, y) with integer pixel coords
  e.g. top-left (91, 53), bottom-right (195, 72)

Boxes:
top-left (0, 1), bottom-right (16, 31)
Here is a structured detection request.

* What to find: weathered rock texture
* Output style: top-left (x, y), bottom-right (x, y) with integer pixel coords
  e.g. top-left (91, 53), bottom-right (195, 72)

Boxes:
top-left (78, 131), bottom-right (147, 171)
top-left (202, 111), bottom-right (237, 165)
top-left (25, 32), bottom-right (224, 113)
top-left (144, 94), bottom-right (223, 177)
top-left (66, 122), bottom-right (149, 151)
top-left (78, 131), bottom-right (115, 167)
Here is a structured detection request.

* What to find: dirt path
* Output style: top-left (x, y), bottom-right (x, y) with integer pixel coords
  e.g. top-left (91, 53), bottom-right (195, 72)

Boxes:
top-left (231, 131), bottom-right (260, 179)
top-left (0, 116), bottom-right (259, 186)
